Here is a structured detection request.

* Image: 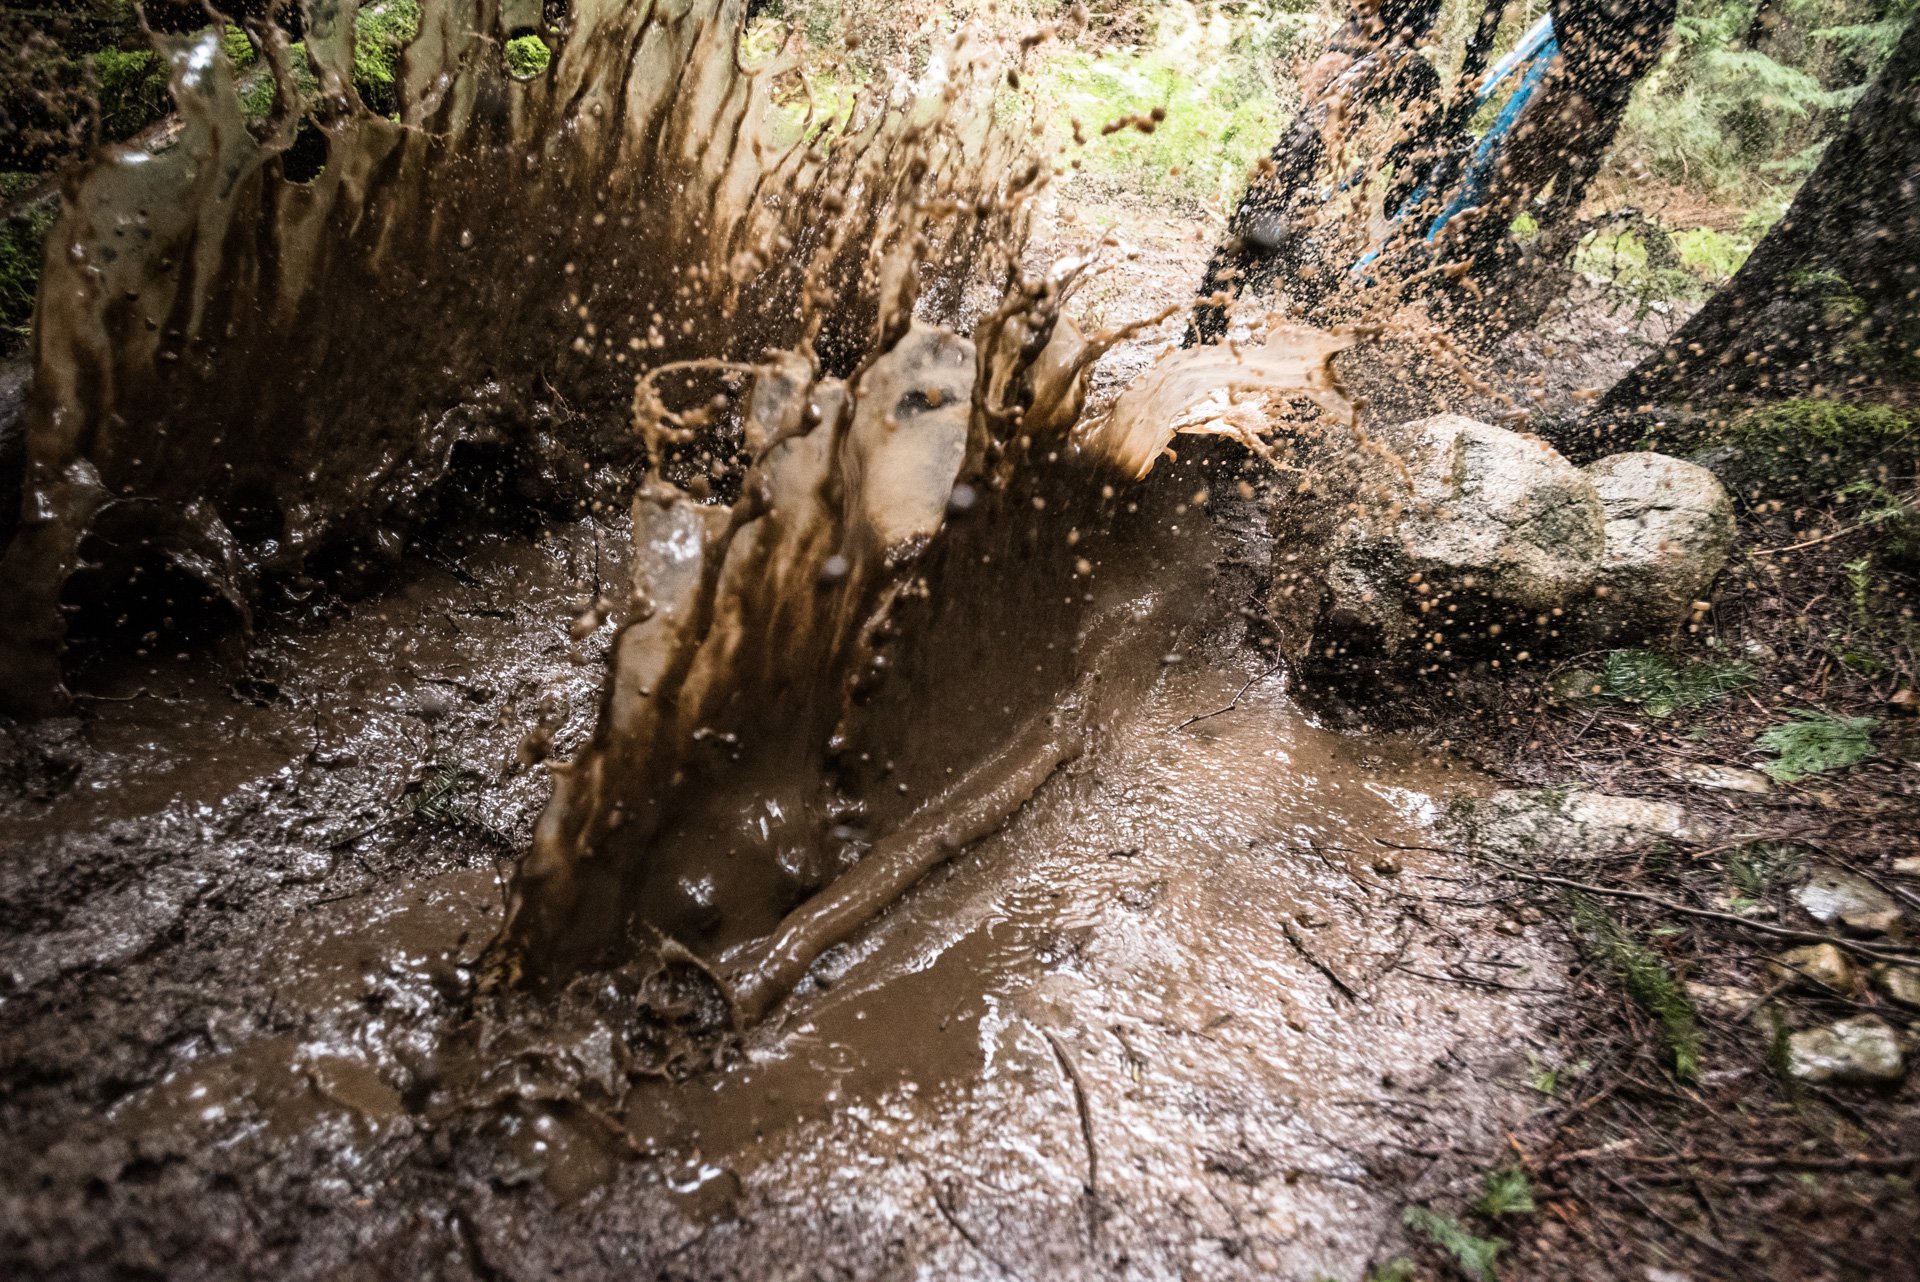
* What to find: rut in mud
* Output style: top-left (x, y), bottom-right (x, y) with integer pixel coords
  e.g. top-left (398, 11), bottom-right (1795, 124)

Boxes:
top-left (2, 2), bottom-right (1570, 1278)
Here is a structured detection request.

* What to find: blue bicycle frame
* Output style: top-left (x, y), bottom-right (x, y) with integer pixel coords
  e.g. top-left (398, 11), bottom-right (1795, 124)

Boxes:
top-left (1353, 12), bottom-right (1559, 272)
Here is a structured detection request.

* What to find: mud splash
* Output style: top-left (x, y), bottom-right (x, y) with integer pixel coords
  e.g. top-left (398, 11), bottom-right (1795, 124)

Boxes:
top-left (0, 0), bottom-right (1028, 710)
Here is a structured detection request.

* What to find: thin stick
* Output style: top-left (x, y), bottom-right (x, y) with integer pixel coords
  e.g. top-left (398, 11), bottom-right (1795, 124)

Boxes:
top-left (1173, 663), bottom-right (1279, 731)
top-left (1040, 1028), bottom-right (1101, 1257)
top-left (1380, 839), bottom-right (1919, 964)
top-left (1283, 918), bottom-right (1360, 1000)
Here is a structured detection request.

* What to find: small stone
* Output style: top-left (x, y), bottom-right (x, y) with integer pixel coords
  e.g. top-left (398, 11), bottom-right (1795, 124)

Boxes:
top-left (1770, 943), bottom-right (1858, 993)
top-left (1795, 865), bottom-right (1905, 938)
top-left (1671, 763), bottom-right (1771, 794)
top-left (1892, 856), bottom-right (1920, 877)
top-left (1871, 963), bottom-right (1920, 1008)
top-left (1684, 982), bottom-right (1766, 1022)
top-left (1785, 1015), bottom-right (1905, 1086)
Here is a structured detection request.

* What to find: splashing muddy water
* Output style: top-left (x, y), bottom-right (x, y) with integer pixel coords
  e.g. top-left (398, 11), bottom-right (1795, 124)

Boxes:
top-left (0, 3), bottom-right (1568, 1277)
top-left (0, 0), bottom-right (1026, 710)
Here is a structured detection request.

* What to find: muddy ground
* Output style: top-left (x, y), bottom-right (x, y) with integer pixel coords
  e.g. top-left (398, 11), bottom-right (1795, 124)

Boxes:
top-left (0, 199), bottom-right (1752, 1282)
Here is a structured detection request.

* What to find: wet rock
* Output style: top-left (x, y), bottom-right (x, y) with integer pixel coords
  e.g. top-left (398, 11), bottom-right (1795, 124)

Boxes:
top-left (1581, 453), bottom-right (1733, 638)
top-left (1320, 415), bottom-right (1604, 654)
top-left (1795, 866), bottom-right (1905, 938)
top-left (1871, 963), bottom-right (1920, 1007)
top-left (1785, 1015), bottom-right (1906, 1087)
top-left (1459, 788), bottom-right (1705, 858)
top-left (1671, 763), bottom-right (1771, 794)
top-left (1769, 943), bottom-right (1858, 994)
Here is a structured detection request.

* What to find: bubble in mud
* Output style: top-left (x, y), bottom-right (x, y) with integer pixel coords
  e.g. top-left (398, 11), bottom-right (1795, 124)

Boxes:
top-left (947, 483), bottom-right (978, 514)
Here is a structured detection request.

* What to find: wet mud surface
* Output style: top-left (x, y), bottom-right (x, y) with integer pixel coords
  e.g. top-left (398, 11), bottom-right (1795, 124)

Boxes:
top-left (1, 484), bottom-right (1563, 1280)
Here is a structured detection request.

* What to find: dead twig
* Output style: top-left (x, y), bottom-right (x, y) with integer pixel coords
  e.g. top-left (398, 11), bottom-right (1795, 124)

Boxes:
top-left (1173, 663), bottom-right (1279, 731)
top-left (1282, 918), bottom-right (1360, 1000)
top-left (1040, 1027), bottom-right (1101, 1258)
top-left (1377, 839), bottom-right (1920, 964)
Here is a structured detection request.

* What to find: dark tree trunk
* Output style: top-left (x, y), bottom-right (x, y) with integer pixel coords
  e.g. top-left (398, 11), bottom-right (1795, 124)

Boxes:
top-left (1601, 12), bottom-right (1920, 423)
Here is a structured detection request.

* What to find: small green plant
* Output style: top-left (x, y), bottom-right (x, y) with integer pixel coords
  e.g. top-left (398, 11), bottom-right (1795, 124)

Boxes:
top-left (1568, 892), bottom-right (1702, 1081)
top-left (354, 0), bottom-right (422, 112)
top-left (1756, 710), bottom-right (1877, 782)
top-left (1402, 1206), bottom-right (1505, 1281)
top-left (1594, 649), bottom-right (1754, 717)
top-left (1474, 1167), bottom-right (1536, 1218)
top-left (504, 33), bottom-right (552, 79)
top-left (1524, 1052), bottom-right (1589, 1095)
top-left (1364, 1261), bottom-right (1417, 1282)
top-left (408, 759), bottom-right (470, 826)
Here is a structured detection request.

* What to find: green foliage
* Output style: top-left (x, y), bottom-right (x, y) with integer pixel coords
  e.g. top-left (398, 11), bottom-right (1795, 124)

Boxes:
top-left (1364, 1261), bottom-right (1417, 1282)
top-left (1474, 1167), bottom-right (1536, 1218)
top-left (504, 34), bottom-right (553, 79)
top-left (1026, 4), bottom-right (1307, 209)
top-left (91, 47), bottom-right (170, 140)
top-left (1, 199), bottom-right (57, 348)
top-left (1402, 1206), bottom-right (1506, 1281)
top-left (1614, 0), bottom-right (1908, 205)
top-left (408, 759), bottom-right (470, 826)
top-left (1756, 710), bottom-right (1877, 782)
top-left (1593, 649), bottom-right (1754, 717)
top-left (354, 0), bottom-right (420, 113)
top-left (1572, 222), bottom-right (1754, 301)
top-left (1568, 892), bottom-right (1702, 1081)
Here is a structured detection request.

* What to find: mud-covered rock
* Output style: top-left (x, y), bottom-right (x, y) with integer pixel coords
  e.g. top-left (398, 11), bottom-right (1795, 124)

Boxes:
top-left (1685, 981), bottom-right (1768, 1022)
top-left (1785, 1015), bottom-right (1906, 1087)
top-left (1582, 452), bottom-right (1733, 639)
top-left (1456, 788), bottom-right (1705, 858)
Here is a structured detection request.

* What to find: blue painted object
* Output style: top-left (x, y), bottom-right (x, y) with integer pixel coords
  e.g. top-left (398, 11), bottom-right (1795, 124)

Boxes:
top-left (1353, 13), bottom-right (1559, 273)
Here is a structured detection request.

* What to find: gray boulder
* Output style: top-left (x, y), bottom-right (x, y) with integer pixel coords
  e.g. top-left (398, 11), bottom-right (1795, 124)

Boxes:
top-left (1796, 865), bottom-right (1905, 938)
top-left (1315, 415), bottom-right (1605, 654)
top-left (1582, 453), bottom-right (1734, 638)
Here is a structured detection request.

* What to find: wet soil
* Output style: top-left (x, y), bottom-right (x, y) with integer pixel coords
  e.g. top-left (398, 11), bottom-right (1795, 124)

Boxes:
top-left (0, 462), bottom-right (1567, 1279)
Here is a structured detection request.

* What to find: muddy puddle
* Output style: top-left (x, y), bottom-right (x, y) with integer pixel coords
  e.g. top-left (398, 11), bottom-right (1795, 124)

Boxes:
top-left (1, 461), bottom-right (1562, 1279)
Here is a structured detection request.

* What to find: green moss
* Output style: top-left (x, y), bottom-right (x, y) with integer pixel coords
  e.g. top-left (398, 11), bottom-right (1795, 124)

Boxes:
top-left (504, 34), bottom-right (553, 80)
top-left (1720, 398), bottom-right (1918, 497)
